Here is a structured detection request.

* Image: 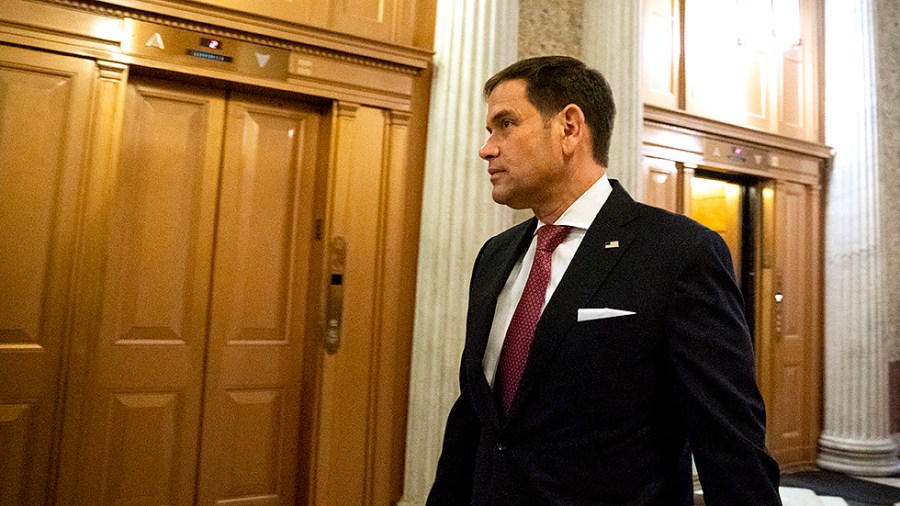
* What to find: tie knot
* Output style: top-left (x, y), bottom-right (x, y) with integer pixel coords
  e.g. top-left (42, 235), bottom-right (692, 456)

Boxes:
top-left (536, 225), bottom-right (572, 252)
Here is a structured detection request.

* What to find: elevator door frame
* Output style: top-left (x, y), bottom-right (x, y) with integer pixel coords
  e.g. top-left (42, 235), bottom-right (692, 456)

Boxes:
top-left (2, 1), bottom-right (428, 500)
top-left (642, 116), bottom-right (827, 469)
top-left (47, 70), bottom-right (330, 505)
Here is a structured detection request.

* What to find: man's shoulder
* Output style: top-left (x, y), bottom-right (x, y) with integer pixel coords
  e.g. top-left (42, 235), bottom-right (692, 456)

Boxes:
top-left (630, 200), bottom-right (714, 236)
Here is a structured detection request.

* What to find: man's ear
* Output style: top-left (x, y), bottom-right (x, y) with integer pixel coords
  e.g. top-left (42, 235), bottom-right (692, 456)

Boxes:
top-left (559, 104), bottom-right (587, 156)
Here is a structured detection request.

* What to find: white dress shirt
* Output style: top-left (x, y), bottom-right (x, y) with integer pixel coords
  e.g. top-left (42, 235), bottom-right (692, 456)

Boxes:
top-left (482, 174), bottom-right (614, 385)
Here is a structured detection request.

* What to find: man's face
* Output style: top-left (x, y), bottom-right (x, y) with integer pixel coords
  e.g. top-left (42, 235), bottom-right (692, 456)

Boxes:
top-left (479, 79), bottom-right (565, 212)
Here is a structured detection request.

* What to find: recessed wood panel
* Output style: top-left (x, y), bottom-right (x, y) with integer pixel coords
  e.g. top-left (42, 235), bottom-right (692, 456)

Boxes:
top-left (222, 389), bottom-right (282, 498)
top-left (741, 47), bottom-right (769, 126)
top-left (779, 48), bottom-right (804, 132)
top-left (773, 362), bottom-right (802, 438)
top-left (109, 87), bottom-right (222, 345)
top-left (217, 108), bottom-right (309, 344)
top-left (103, 393), bottom-right (181, 505)
top-left (0, 403), bottom-right (33, 503)
top-left (331, 0), bottom-right (396, 42)
top-left (188, 0), bottom-right (330, 29)
top-left (0, 69), bottom-right (69, 346)
top-left (642, 0), bottom-right (681, 109)
top-left (642, 157), bottom-right (679, 213)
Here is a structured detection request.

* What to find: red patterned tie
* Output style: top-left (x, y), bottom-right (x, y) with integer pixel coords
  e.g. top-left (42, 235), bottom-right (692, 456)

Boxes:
top-left (495, 224), bottom-right (572, 416)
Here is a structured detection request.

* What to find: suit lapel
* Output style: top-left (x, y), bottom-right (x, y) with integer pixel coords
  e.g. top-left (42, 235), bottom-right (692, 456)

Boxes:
top-left (466, 218), bottom-right (536, 426)
top-left (505, 182), bottom-right (642, 421)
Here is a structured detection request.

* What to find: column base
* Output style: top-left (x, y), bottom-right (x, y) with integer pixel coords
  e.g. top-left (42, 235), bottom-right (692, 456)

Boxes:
top-left (818, 433), bottom-right (900, 476)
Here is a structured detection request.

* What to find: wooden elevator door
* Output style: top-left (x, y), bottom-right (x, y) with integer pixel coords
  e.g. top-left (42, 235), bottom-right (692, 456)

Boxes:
top-left (60, 76), bottom-right (324, 504)
top-left (0, 44), bottom-right (96, 506)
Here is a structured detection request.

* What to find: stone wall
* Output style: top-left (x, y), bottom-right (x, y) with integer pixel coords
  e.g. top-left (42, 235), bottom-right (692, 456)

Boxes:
top-left (875, 0), bottom-right (900, 366)
top-left (518, 0), bottom-right (584, 58)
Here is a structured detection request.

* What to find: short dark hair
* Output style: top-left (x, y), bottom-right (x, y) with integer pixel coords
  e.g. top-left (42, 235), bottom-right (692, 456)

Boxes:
top-left (483, 55), bottom-right (616, 167)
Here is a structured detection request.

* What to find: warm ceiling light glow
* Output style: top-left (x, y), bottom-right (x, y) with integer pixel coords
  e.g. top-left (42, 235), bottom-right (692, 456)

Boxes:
top-left (90, 17), bottom-right (124, 43)
top-left (737, 0), bottom-right (801, 52)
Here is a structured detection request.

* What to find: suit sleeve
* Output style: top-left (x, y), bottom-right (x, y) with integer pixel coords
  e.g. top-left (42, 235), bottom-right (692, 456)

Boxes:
top-left (426, 363), bottom-right (481, 505)
top-left (664, 227), bottom-right (782, 505)
top-left (427, 245), bottom-right (488, 505)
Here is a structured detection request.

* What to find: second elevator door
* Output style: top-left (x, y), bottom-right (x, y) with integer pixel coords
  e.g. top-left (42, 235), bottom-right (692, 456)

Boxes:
top-left (65, 76), bottom-right (324, 504)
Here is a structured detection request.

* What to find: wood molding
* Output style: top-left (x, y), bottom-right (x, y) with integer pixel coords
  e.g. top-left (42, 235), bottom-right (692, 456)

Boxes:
top-left (644, 104), bottom-right (833, 160)
top-left (3, 0), bottom-right (430, 111)
top-left (41, 0), bottom-right (432, 69)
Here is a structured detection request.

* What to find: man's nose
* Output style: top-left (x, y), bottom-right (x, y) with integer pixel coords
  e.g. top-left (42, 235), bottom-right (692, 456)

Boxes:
top-left (479, 139), bottom-right (497, 160)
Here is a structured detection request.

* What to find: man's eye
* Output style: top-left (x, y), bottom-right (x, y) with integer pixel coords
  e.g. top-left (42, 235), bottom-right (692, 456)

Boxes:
top-left (502, 120), bottom-right (512, 128)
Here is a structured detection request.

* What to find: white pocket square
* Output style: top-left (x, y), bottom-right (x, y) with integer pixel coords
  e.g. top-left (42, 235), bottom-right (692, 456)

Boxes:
top-left (577, 307), bottom-right (636, 322)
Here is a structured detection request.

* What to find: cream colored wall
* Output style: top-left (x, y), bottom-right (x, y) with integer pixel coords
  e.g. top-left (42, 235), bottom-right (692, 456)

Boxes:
top-left (875, 0), bottom-right (900, 365)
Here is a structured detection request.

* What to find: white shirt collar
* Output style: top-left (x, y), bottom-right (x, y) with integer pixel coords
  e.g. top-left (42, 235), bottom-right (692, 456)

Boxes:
top-left (537, 173), bottom-right (613, 231)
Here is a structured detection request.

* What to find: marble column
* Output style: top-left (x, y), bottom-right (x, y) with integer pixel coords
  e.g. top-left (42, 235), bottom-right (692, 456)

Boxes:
top-left (581, 0), bottom-right (644, 198)
top-left (817, 0), bottom-right (900, 476)
top-left (398, 0), bottom-right (521, 504)
top-left (874, 0), bottom-right (900, 443)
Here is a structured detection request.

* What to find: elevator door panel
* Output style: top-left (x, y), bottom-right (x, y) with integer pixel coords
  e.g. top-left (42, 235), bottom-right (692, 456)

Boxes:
top-left (196, 94), bottom-right (321, 505)
top-left (766, 180), bottom-right (817, 464)
top-left (66, 78), bottom-right (326, 504)
top-left (0, 44), bottom-right (94, 506)
top-left (71, 78), bottom-right (226, 505)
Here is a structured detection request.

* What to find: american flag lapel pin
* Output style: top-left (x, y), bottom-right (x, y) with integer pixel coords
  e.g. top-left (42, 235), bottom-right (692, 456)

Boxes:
top-left (605, 240), bottom-right (619, 249)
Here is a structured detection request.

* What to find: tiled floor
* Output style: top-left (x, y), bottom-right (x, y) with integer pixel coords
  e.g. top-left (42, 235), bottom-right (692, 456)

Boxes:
top-left (695, 473), bottom-right (900, 506)
top-left (781, 474), bottom-right (900, 506)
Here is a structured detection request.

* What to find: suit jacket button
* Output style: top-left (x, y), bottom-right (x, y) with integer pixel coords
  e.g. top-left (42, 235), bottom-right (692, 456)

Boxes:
top-left (496, 443), bottom-right (507, 452)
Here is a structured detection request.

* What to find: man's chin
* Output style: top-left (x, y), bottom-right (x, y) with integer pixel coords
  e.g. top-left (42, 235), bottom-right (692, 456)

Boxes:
top-left (491, 191), bottom-right (527, 210)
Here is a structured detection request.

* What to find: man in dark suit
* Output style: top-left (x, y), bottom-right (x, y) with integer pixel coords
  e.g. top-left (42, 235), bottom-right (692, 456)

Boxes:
top-left (427, 56), bottom-right (782, 505)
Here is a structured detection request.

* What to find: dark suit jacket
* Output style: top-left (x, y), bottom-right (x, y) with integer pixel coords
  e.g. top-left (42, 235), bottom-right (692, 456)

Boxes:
top-left (428, 181), bottom-right (782, 505)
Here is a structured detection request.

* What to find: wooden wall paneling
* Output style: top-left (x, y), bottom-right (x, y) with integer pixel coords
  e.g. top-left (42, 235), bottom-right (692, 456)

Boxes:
top-left (1, 1), bottom-right (433, 500)
top-left (312, 101), bottom-right (384, 505)
top-left (369, 109), bottom-right (414, 504)
top-left (0, 43), bottom-right (95, 506)
top-left (191, 0), bottom-right (330, 29)
top-left (305, 102), bottom-right (419, 506)
top-left (641, 157), bottom-right (679, 213)
top-left (403, 0), bottom-right (437, 51)
top-left (680, 164), bottom-right (695, 218)
top-left (804, 182), bottom-right (823, 464)
top-left (65, 78), bottom-right (226, 505)
top-left (766, 180), bottom-right (816, 465)
top-left (195, 93), bottom-right (323, 504)
top-left (778, 44), bottom-right (806, 139)
top-left (737, 42), bottom-right (773, 132)
top-left (55, 59), bottom-right (130, 503)
top-left (655, 0), bottom-right (821, 142)
top-left (329, 0), bottom-right (398, 43)
top-left (642, 0), bottom-right (682, 109)
top-left (778, 0), bottom-right (820, 142)
top-left (683, 0), bottom-right (741, 124)
top-left (757, 181), bottom-right (777, 456)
